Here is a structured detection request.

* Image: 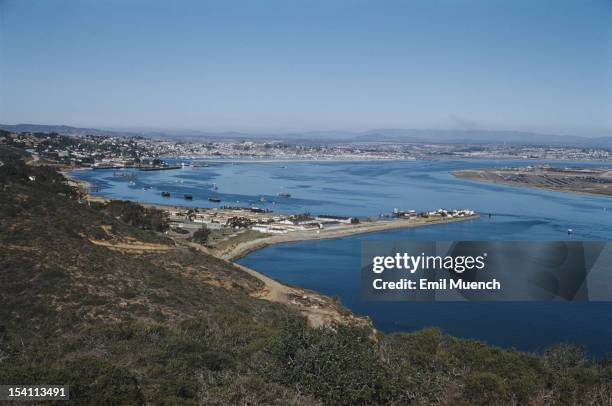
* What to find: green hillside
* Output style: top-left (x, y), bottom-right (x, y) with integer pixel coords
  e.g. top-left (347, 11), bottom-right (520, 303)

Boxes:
top-left (0, 146), bottom-right (610, 405)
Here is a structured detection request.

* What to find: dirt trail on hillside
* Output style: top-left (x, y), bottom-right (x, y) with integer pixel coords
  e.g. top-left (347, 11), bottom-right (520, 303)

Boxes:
top-left (89, 239), bottom-right (175, 251)
top-left (181, 240), bottom-right (359, 328)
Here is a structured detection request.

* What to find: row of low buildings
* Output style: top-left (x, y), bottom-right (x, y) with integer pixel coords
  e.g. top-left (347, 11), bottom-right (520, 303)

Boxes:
top-left (252, 215), bottom-right (356, 234)
top-left (167, 207), bottom-right (359, 234)
top-left (168, 205), bottom-right (477, 236)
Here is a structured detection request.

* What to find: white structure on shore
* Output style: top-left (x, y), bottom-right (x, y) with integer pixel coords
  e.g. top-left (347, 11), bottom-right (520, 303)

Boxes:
top-left (251, 225), bottom-right (288, 234)
top-left (428, 208), bottom-right (475, 218)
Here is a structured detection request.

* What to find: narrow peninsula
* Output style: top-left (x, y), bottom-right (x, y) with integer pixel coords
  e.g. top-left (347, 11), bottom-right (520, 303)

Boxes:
top-left (454, 166), bottom-right (612, 196)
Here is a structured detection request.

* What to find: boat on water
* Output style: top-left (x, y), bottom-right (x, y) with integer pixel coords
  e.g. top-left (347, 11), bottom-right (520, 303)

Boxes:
top-left (208, 197), bottom-right (221, 203)
top-left (184, 194), bottom-right (193, 200)
top-left (278, 191), bottom-right (291, 198)
top-left (161, 191), bottom-right (171, 197)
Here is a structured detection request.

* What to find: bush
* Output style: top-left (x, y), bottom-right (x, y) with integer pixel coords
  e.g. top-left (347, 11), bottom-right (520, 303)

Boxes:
top-left (190, 226), bottom-right (210, 244)
top-left (103, 200), bottom-right (169, 232)
top-left (225, 216), bottom-right (253, 229)
top-left (544, 343), bottom-right (587, 370)
top-left (463, 371), bottom-right (509, 405)
top-left (288, 213), bottom-right (313, 223)
top-left (266, 318), bottom-right (399, 405)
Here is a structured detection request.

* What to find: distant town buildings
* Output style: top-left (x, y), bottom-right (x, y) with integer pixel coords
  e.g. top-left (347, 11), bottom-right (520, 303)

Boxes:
top-left (2, 129), bottom-right (609, 167)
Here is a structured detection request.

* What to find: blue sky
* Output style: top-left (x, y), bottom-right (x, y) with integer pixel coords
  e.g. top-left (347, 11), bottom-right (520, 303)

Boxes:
top-left (0, 0), bottom-right (610, 136)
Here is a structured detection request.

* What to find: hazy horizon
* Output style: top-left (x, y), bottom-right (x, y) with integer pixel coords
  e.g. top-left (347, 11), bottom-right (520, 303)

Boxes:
top-left (3, 122), bottom-right (612, 142)
top-left (1, 0), bottom-right (611, 136)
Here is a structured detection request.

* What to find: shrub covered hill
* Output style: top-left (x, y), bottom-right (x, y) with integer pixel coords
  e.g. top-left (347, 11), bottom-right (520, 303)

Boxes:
top-left (0, 144), bottom-right (610, 405)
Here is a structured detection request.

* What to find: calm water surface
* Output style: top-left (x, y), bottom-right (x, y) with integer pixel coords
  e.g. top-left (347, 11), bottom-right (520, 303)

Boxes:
top-left (72, 159), bottom-right (612, 355)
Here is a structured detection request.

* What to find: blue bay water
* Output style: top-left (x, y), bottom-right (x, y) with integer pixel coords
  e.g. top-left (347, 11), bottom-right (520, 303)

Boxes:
top-left (72, 159), bottom-right (612, 355)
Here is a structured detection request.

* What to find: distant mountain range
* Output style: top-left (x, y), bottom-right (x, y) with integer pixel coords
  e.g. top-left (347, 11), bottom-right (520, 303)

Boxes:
top-left (1, 123), bottom-right (610, 148)
top-left (0, 123), bottom-right (147, 138)
top-left (348, 129), bottom-right (612, 149)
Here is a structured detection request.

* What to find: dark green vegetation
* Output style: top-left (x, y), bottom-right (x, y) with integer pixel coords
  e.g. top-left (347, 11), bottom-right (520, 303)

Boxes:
top-left (0, 145), bottom-right (610, 405)
top-left (102, 200), bottom-right (169, 233)
top-left (288, 212), bottom-right (315, 222)
top-left (225, 216), bottom-right (254, 229)
top-left (190, 225), bottom-right (211, 244)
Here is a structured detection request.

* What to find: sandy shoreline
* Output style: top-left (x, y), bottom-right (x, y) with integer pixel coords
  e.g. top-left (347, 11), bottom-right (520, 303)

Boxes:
top-left (216, 215), bottom-right (480, 261)
top-left (62, 169), bottom-right (111, 203)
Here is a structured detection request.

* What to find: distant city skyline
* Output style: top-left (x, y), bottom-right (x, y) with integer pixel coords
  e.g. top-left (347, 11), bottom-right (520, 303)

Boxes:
top-left (1, 0), bottom-right (610, 136)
